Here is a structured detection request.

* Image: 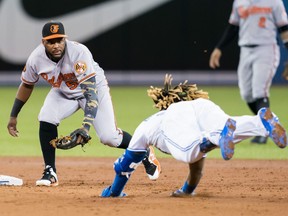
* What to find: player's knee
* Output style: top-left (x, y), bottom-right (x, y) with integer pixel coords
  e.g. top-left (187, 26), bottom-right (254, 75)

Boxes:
top-left (114, 149), bottom-right (146, 176)
top-left (99, 129), bottom-right (131, 148)
top-left (99, 132), bottom-right (120, 147)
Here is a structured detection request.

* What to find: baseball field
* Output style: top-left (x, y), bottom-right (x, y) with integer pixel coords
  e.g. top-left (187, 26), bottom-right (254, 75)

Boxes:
top-left (0, 85), bottom-right (288, 216)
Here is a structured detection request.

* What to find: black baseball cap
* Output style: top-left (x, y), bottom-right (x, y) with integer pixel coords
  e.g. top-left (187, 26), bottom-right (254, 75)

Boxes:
top-left (42, 21), bottom-right (68, 40)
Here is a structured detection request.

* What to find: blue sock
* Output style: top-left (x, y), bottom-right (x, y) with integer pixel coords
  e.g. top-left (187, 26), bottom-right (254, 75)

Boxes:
top-left (182, 181), bottom-right (196, 194)
top-left (110, 174), bottom-right (129, 196)
top-left (110, 149), bottom-right (146, 196)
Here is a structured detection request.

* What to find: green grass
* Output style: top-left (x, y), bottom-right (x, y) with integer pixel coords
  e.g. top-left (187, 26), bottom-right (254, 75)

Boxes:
top-left (0, 85), bottom-right (288, 159)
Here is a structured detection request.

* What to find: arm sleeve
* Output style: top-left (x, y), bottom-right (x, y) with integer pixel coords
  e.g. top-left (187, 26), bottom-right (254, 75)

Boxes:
top-left (21, 59), bottom-right (40, 85)
top-left (80, 76), bottom-right (98, 131)
top-left (278, 24), bottom-right (288, 33)
top-left (215, 23), bottom-right (239, 50)
top-left (273, 0), bottom-right (288, 27)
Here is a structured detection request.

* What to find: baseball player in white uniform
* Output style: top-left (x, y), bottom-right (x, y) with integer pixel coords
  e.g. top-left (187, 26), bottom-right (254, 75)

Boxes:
top-left (7, 21), bottom-right (160, 186)
top-left (209, 0), bottom-right (288, 144)
top-left (100, 74), bottom-right (287, 197)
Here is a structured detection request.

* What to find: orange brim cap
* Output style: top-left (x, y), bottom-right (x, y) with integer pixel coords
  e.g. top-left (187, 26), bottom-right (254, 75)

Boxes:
top-left (43, 34), bottom-right (68, 40)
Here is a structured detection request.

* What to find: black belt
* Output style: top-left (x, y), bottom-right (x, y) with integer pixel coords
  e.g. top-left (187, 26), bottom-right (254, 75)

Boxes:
top-left (242, 44), bottom-right (259, 48)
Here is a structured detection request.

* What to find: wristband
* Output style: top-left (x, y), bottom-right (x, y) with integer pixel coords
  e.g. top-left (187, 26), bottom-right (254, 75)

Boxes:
top-left (10, 98), bottom-right (25, 117)
top-left (182, 181), bottom-right (197, 194)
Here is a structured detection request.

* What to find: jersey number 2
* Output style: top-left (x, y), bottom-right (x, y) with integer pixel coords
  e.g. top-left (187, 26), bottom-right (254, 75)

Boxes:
top-left (258, 17), bottom-right (266, 28)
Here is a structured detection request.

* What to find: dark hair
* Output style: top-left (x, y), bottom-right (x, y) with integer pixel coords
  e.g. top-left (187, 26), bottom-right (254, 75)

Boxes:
top-left (147, 74), bottom-right (209, 110)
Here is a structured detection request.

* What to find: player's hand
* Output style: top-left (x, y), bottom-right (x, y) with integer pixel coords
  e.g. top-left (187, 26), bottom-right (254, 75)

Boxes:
top-left (76, 127), bottom-right (89, 144)
top-left (209, 48), bottom-right (222, 69)
top-left (7, 117), bottom-right (19, 137)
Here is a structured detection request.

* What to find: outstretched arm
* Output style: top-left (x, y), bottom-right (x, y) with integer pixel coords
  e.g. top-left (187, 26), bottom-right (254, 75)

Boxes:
top-left (187, 157), bottom-right (205, 189)
top-left (171, 157), bottom-right (205, 197)
top-left (7, 82), bottom-right (34, 137)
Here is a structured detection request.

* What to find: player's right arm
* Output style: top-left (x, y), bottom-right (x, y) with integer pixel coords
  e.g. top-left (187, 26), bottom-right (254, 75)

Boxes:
top-left (209, 0), bottom-right (239, 69)
top-left (7, 83), bottom-right (34, 137)
top-left (209, 48), bottom-right (222, 69)
top-left (209, 24), bottom-right (239, 69)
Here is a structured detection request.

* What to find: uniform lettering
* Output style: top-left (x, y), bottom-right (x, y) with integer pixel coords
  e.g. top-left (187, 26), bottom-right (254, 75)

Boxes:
top-left (62, 73), bottom-right (79, 90)
top-left (41, 73), bottom-right (62, 87)
top-left (238, 6), bottom-right (272, 19)
top-left (40, 72), bottom-right (79, 90)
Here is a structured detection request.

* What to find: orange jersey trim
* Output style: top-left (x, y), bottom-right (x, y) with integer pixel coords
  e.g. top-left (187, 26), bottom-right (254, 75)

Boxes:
top-left (78, 72), bottom-right (97, 84)
top-left (21, 76), bottom-right (39, 85)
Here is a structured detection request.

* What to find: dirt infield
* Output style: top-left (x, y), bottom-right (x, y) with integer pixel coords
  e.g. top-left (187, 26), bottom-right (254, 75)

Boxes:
top-left (0, 157), bottom-right (287, 216)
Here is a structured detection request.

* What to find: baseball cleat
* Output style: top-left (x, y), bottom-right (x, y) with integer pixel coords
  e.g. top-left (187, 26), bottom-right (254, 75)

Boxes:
top-left (219, 118), bottom-right (236, 160)
top-left (101, 186), bottom-right (127, 198)
top-left (142, 146), bottom-right (161, 180)
top-left (36, 165), bottom-right (58, 187)
top-left (171, 189), bottom-right (196, 198)
top-left (258, 108), bottom-right (287, 148)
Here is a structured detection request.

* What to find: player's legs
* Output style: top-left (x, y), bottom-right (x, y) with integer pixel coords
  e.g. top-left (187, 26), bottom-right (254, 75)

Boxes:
top-left (37, 88), bottom-right (80, 186)
top-left (141, 146), bottom-right (162, 180)
top-left (252, 45), bottom-right (279, 144)
top-left (250, 45), bottom-right (279, 114)
top-left (101, 149), bottom-right (147, 197)
top-left (162, 99), bottom-right (271, 161)
top-left (170, 106), bottom-right (285, 197)
top-left (252, 45), bottom-right (279, 101)
top-left (231, 107), bottom-right (287, 148)
top-left (231, 115), bottom-right (268, 142)
top-left (127, 114), bottom-right (163, 180)
top-left (238, 47), bottom-right (254, 103)
top-left (238, 48), bottom-right (260, 115)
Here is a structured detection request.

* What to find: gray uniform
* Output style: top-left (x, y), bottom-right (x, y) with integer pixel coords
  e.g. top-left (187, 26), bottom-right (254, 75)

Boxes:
top-left (229, 0), bottom-right (288, 102)
top-left (22, 40), bottom-right (124, 147)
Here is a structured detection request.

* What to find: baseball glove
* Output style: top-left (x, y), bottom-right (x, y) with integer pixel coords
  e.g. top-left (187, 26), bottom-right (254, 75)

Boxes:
top-left (282, 61), bottom-right (288, 81)
top-left (50, 128), bottom-right (91, 150)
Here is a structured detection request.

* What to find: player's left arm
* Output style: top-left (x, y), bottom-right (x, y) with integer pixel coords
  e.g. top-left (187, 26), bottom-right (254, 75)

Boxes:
top-left (80, 76), bottom-right (98, 131)
top-left (186, 157), bottom-right (205, 191)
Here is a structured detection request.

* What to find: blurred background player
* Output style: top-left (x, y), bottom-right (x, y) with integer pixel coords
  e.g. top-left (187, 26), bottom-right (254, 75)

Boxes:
top-left (7, 21), bottom-right (160, 186)
top-left (100, 74), bottom-right (287, 197)
top-left (209, 0), bottom-right (288, 144)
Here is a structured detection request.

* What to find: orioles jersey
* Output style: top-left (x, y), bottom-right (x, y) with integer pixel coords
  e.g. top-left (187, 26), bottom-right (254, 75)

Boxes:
top-left (21, 40), bottom-right (105, 99)
top-left (229, 0), bottom-right (288, 46)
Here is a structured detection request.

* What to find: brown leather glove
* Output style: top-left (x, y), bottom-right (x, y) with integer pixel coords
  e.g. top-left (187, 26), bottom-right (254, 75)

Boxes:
top-left (50, 128), bottom-right (91, 150)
